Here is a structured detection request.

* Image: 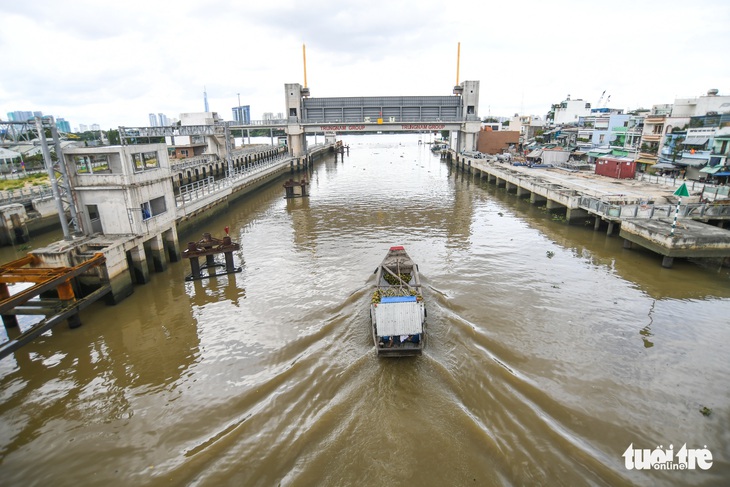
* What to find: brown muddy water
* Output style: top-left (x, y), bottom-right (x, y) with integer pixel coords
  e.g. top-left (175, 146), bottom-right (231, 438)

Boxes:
top-left (1, 134), bottom-right (729, 486)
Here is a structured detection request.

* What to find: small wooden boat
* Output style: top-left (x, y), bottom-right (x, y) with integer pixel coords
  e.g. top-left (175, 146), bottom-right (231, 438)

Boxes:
top-left (370, 246), bottom-right (425, 357)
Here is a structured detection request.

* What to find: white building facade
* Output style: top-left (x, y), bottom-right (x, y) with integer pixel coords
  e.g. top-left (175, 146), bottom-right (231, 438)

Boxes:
top-left (553, 97), bottom-right (592, 125)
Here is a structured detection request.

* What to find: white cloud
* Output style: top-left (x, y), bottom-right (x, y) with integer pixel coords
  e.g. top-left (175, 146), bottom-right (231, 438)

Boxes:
top-left (1, 0), bottom-right (728, 129)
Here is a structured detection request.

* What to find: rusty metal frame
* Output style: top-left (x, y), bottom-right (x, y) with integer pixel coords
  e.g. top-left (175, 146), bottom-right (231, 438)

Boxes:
top-left (0, 253), bottom-right (106, 314)
top-left (0, 286), bottom-right (110, 359)
top-left (0, 253), bottom-right (110, 359)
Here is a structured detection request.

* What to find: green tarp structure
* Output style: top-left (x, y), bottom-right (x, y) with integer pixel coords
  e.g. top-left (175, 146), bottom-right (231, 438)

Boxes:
top-left (700, 165), bottom-right (723, 174)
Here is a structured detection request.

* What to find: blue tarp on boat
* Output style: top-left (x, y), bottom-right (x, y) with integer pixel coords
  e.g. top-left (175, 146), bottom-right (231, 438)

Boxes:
top-left (380, 296), bottom-right (417, 303)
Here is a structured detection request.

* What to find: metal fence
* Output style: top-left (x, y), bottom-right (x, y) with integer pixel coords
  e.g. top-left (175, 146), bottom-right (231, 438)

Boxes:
top-left (0, 185), bottom-right (54, 206)
top-left (636, 173), bottom-right (711, 192)
top-left (579, 196), bottom-right (730, 220)
top-left (635, 173), bottom-right (729, 201)
top-left (175, 157), bottom-right (290, 207)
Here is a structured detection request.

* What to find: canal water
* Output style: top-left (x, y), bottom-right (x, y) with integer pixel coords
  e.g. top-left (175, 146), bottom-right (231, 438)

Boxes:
top-left (1, 134), bottom-right (729, 486)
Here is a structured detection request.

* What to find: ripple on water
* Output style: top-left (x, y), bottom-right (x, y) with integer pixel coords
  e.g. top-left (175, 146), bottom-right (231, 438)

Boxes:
top-left (1, 134), bottom-right (729, 486)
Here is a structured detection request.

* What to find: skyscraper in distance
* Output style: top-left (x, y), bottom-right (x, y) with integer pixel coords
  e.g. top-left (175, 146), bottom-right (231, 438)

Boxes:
top-left (233, 105), bottom-right (250, 124)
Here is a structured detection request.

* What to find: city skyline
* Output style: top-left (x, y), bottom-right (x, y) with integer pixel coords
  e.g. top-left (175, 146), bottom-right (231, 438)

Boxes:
top-left (1, 0), bottom-right (728, 129)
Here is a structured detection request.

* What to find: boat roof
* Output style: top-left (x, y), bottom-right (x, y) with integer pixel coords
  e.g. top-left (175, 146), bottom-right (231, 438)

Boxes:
top-left (374, 301), bottom-right (423, 336)
top-left (381, 296), bottom-right (417, 303)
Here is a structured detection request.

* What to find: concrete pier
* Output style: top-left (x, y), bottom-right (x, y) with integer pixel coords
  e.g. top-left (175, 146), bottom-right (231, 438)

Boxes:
top-left (147, 234), bottom-right (168, 272)
top-left (546, 200), bottom-right (562, 211)
top-left (620, 218), bottom-right (730, 268)
top-left (0, 204), bottom-right (29, 246)
top-left (128, 245), bottom-right (150, 284)
top-left (449, 151), bottom-right (730, 267)
top-left (566, 207), bottom-right (590, 224)
top-left (164, 227), bottom-right (181, 263)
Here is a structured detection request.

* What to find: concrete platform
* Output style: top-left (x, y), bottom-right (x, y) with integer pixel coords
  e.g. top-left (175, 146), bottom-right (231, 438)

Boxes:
top-left (492, 163), bottom-right (686, 203)
top-left (620, 218), bottom-right (730, 258)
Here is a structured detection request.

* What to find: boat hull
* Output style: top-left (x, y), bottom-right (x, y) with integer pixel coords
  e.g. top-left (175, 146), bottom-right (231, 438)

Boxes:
top-left (370, 246), bottom-right (425, 357)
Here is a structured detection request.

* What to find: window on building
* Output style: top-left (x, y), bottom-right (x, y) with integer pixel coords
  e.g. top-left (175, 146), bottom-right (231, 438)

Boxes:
top-left (74, 154), bottom-right (110, 174)
top-left (141, 202), bottom-right (151, 220)
top-left (140, 196), bottom-right (167, 221)
top-left (87, 204), bottom-right (99, 219)
top-left (599, 134), bottom-right (605, 143)
top-left (150, 196), bottom-right (166, 216)
top-left (132, 151), bottom-right (159, 172)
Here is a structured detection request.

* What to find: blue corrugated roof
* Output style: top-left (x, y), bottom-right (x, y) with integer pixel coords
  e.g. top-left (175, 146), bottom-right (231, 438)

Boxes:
top-left (380, 296), bottom-right (417, 303)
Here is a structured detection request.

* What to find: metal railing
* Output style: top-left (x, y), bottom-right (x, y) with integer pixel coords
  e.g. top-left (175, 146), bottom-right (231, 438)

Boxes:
top-left (170, 145), bottom-right (279, 171)
top-left (0, 185), bottom-right (54, 205)
top-left (175, 156), bottom-right (291, 207)
top-left (301, 116), bottom-right (464, 124)
top-left (635, 173), bottom-right (714, 192)
top-left (579, 196), bottom-right (730, 220)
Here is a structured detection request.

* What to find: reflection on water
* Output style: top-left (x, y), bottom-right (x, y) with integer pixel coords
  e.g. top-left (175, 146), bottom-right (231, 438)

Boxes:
top-left (1, 134), bottom-right (729, 486)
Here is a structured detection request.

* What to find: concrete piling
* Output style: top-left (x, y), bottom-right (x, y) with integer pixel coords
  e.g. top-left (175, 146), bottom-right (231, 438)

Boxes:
top-left (148, 234), bottom-right (168, 272)
top-left (128, 245), bottom-right (150, 284)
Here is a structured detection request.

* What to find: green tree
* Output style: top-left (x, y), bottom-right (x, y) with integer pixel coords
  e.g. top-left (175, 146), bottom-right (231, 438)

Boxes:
top-left (670, 136), bottom-right (685, 162)
top-left (106, 129), bottom-right (120, 145)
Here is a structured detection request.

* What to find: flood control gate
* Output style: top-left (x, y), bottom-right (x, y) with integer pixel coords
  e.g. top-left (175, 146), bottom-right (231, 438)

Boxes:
top-left (301, 95), bottom-right (464, 124)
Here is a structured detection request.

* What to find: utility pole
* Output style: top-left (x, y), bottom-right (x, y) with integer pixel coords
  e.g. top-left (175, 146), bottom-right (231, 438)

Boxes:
top-left (36, 117), bottom-right (71, 239)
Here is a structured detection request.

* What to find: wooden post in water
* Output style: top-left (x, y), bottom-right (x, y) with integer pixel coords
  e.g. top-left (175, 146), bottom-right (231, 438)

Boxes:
top-left (182, 232), bottom-right (242, 281)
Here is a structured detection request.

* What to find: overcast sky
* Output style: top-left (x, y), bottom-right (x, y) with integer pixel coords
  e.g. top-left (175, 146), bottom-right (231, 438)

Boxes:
top-left (1, 0), bottom-right (728, 130)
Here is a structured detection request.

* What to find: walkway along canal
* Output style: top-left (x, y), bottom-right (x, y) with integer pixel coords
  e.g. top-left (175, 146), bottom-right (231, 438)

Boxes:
top-left (447, 150), bottom-right (730, 268)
